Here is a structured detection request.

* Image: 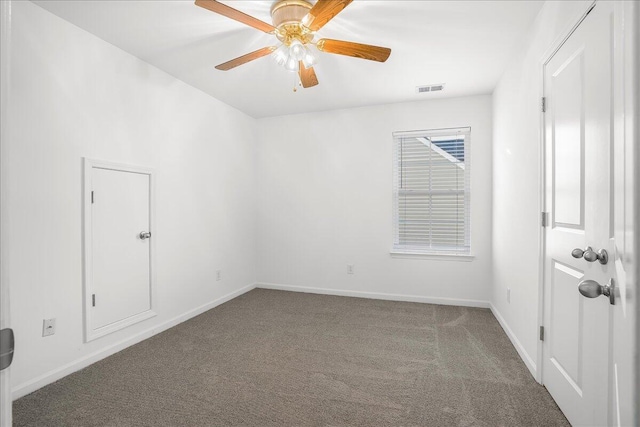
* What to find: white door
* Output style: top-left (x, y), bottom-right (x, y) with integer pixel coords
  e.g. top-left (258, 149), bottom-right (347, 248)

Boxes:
top-left (542, 2), bottom-right (638, 426)
top-left (84, 160), bottom-right (155, 341)
top-left (543, 2), bottom-right (636, 426)
top-left (610, 2), bottom-right (638, 426)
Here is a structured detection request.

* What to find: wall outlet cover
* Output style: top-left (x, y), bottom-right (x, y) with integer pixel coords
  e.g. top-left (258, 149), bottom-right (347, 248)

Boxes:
top-left (42, 318), bottom-right (56, 337)
top-left (347, 264), bottom-right (354, 274)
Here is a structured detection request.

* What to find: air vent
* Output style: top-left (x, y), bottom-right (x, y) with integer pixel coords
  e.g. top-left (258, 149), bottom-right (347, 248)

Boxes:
top-left (417, 84), bottom-right (445, 93)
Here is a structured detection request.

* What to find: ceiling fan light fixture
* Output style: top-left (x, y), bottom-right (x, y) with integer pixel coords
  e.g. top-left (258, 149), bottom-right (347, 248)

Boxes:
top-left (301, 48), bottom-right (317, 69)
top-left (284, 55), bottom-right (299, 72)
top-left (289, 39), bottom-right (305, 60)
top-left (273, 41), bottom-right (316, 73)
top-left (273, 44), bottom-right (289, 67)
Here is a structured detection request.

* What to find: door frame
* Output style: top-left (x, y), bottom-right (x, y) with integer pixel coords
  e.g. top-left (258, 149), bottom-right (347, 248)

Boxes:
top-left (82, 158), bottom-right (157, 342)
top-left (632, 3), bottom-right (640, 423)
top-left (0, 0), bottom-right (13, 424)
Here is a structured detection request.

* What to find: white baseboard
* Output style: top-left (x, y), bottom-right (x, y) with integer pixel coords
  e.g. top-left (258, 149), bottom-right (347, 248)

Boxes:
top-left (257, 282), bottom-right (490, 308)
top-left (489, 303), bottom-right (538, 379)
top-left (12, 283), bottom-right (257, 400)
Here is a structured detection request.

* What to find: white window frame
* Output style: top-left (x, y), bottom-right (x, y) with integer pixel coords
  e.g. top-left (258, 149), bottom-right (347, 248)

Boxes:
top-left (391, 127), bottom-right (473, 259)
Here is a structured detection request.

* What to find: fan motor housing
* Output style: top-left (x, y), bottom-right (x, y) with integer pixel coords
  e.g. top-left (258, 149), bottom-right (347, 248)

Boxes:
top-left (270, 0), bottom-right (312, 27)
top-left (271, 0), bottom-right (315, 45)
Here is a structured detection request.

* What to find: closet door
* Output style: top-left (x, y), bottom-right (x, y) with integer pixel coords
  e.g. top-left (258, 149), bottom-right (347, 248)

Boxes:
top-left (84, 159), bottom-right (155, 341)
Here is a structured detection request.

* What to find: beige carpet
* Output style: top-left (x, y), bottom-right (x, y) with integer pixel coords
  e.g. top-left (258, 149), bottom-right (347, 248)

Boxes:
top-left (14, 289), bottom-right (569, 426)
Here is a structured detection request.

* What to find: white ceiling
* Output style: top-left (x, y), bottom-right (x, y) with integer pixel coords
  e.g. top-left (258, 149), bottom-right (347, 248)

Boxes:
top-left (34, 0), bottom-right (543, 118)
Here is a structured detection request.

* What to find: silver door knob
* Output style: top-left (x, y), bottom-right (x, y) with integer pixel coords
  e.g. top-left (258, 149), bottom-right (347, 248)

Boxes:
top-left (571, 246), bottom-right (592, 259)
top-left (139, 231), bottom-right (151, 240)
top-left (571, 247), bottom-right (608, 264)
top-left (584, 248), bottom-right (608, 264)
top-left (578, 279), bottom-right (615, 305)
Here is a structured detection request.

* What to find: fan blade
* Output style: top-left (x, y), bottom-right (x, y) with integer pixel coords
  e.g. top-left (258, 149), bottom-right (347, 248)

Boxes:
top-left (215, 46), bottom-right (276, 71)
top-left (301, 0), bottom-right (353, 32)
top-left (195, 0), bottom-right (275, 33)
top-left (298, 62), bottom-right (319, 88)
top-left (316, 38), bottom-right (391, 62)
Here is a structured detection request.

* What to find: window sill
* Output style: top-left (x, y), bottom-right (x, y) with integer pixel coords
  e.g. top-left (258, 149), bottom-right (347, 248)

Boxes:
top-left (389, 251), bottom-right (475, 261)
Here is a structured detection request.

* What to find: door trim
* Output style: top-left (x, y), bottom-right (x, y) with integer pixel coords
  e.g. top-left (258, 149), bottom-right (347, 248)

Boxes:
top-left (0, 0), bottom-right (13, 424)
top-left (631, 3), bottom-right (640, 423)
top-left (537, 0), bottom-right (597, 385)
top-left (82, 158), bottom-right (156, 342)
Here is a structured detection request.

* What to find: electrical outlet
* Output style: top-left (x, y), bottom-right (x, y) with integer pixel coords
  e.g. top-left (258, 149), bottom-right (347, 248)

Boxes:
top-left (507, 288), bottom-right (511, 303)
top-left (42, 318), bottom-right (56, 337)
top-left (216, 270), bottom-right (222, 281)
top-left (347, 264), bottom-right (354, 275)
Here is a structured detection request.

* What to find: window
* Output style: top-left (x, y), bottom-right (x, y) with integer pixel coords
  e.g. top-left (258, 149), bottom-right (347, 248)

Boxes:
top-left (392, 127), bottom-right (471, 256)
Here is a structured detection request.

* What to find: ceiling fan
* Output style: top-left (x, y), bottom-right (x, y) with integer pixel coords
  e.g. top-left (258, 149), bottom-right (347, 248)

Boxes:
top-left (194, 0), bottom-right (391, 89)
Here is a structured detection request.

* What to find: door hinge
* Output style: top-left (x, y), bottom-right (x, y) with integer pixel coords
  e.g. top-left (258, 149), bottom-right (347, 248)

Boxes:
top-left (541, 97), bottom-right (546, 113)
top-left (539, 326), bottom-right (545, 341)
top-left (91, 191), bottom-right (94, 204)
top-left (541, 211), bottom-right (549, 227)
top-left (92, 294), bottom-right (96, 307)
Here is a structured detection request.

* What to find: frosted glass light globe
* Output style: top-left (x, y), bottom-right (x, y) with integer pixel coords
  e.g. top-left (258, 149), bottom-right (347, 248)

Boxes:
top-left (289, 39), bottom-right (305, 61)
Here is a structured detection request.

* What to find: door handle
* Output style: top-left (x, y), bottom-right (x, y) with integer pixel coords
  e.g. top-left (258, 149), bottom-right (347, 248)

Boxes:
top-left (578, 278), bottom-right (615, 305)
top-left (583, 248), bottom-right (608, 264)
top-left (571, 246), bottom-right (592, 259)
top-left (139, 231), bottom-right (151, 240)
top-left (571, 247), bottom-right (608, 264)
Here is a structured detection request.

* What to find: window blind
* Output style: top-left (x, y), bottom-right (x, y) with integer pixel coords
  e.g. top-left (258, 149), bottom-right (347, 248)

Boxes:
top-left (392, 127), bottom-right (471, 254)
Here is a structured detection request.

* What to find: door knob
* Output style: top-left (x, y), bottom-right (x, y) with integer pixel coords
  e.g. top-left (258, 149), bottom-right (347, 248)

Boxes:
top-left (583, 248), bottom-right (608, 264)
top-left (571, 246), bottom-right (592, 259)
top-left (578, 278), bottom-right (615, 305)
top-left (571, 247), bottom-right (608, 264)
top-left (139, 231), bottom-right (151, 240)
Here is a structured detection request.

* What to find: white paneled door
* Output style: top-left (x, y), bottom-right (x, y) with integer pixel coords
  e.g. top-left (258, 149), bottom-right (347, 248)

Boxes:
top-left (543, 2), bottom-right (636, 426)
top-left (84, 160), bottom-right (155, 341)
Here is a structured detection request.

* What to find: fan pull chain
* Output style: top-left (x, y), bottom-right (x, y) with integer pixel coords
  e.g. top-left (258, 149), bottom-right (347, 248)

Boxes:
top-left (292, 72), bottom-right (304, 92)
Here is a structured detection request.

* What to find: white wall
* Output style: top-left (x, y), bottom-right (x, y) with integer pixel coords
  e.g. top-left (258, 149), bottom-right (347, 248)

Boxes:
top-left (256, 95), bottom-right (493, 304)
top-left (491, 0), bottom-right (595, 377)
top-left (6, 1), bottom-right (257, 397)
